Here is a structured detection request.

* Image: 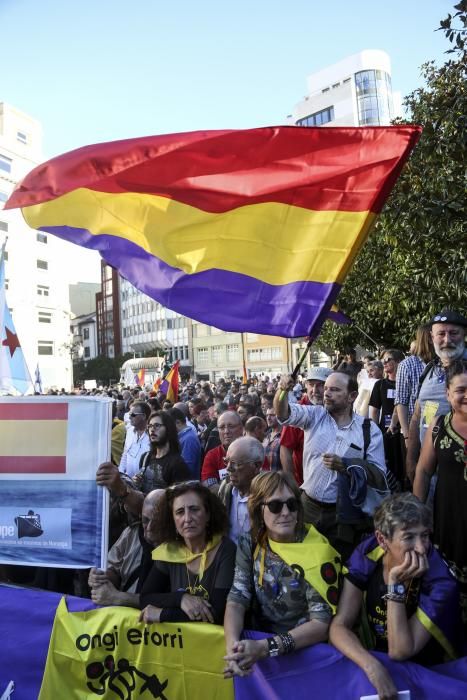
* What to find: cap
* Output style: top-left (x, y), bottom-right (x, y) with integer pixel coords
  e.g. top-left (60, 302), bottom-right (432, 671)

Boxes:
top-left (306, 367), bottom-right (332, 382)
top-left (430, 309), bottom-right (467, 328)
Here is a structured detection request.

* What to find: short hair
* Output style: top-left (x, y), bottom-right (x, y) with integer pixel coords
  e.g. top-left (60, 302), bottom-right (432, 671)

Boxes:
top-left (147, 397), bottom-right (161, 412)
top-left (148, 410), bottom-right (180, 454)
top-left (132, 400), bottom-right (151, 420)
top-left (245, 416), bottom-right (267, 435)
top-left (248, 471), bottom-right (304, 544)
top-left (261, 393), bottom-right (275, 407)
top-left (228, 435), bottom-right (264, 464)
top-left (446, 359), bottom-right (467, 388)
top-left (193, 402), bottom-right (208, 416)
top-left (373, 493), bottom-right (432, 540)
top-left (168, 407), bottom-right (186, 424)
top-left (331, 371), bottom-right (358, 394)
top-left (149, 481), bottom-right (228, 543)
top-left (383, 348), bottom-right (405, 363)
top-left (215, 401), bottom-right (228, 415)
top-left (369, 360), bottom-right (384, 372)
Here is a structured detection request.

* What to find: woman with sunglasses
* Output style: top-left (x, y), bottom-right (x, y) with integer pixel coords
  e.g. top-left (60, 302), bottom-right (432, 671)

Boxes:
top-left (139, 481), bottom-right (236, 625)
top-left (224, 471), bottom-right (341, 677)
top-left (414, 359), bottom-right (467, 632)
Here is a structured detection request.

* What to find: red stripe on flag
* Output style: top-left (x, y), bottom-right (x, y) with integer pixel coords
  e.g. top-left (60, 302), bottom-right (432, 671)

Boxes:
top-left (0, 403), bottom-right (68, 420)
top-left (0, 456), bottom-right (66, 473)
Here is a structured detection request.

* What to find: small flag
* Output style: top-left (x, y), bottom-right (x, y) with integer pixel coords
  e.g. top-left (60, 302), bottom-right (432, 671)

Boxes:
top-left (327, 305), bottom-right (351, 325)
top-left (34, 363), bottom-right (43, 393)
top-left (159, 360), bottom-right (180, 402)
top-left (153, 377), bottom-right (162, 392)
top-left (5, 126), bottom-right (421, 339)
top-left (0, 244), bottom-right (33, 395)
top-left (134, 368), bottom-right (145, 386)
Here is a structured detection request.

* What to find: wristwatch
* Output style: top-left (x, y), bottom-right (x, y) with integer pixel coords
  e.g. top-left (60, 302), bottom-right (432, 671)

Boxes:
top-left (267, 637), bottom-right (280, 657)
top-left (386, 583), bottom-right (406, 596)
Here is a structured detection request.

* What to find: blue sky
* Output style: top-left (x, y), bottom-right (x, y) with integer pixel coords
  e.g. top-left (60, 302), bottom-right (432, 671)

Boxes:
top-left (1, 0), bottom-right (454, 158)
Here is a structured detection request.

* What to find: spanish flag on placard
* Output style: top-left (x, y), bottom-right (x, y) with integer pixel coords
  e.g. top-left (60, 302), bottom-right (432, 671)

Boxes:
top-left (38, 598), bottom-right (233, 700)
top-left (0, 402), bottom-right (67, 473)
top-left (5, 126), bottom-right (421, 339)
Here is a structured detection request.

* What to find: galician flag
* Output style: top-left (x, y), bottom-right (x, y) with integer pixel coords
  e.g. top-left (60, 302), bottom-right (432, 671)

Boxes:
top-left (0, 245), bottom-right (33, 395)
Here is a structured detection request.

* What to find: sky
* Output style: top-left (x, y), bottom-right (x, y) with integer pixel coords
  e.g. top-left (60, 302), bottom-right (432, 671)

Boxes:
top-left (1, 0), bottom-right (454, 282)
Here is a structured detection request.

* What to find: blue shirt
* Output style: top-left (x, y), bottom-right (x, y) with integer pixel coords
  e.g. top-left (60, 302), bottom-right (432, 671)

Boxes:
top-left (178, 426), bottom-right (201, 479)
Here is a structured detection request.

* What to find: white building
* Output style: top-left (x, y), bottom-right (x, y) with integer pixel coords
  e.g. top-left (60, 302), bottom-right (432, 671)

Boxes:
top-left (119, 277), bottom-right (192, 373)
top-left (0, 102), bottom-right (73, 391)
top-left (70, 312), bottom-right (98, 363)
top-left (289, 50), bottom-right (401, 128)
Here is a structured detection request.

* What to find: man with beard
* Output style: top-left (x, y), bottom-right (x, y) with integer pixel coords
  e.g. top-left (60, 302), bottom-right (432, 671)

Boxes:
top-left (280, 367), bottom-right (332, 485)
top-left (274, 371), bottom-right (386, 556)
top-left (201, 410), bottom-right (244, 489)
top-left (406, 309), bottom-right (467, 483)
top-left (88, 489), bottom-right (164, 607)
top-left (96, 412), bottom-right (189, 518)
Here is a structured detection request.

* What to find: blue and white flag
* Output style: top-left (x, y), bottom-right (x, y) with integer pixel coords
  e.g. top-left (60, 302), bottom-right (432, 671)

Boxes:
top-left (0, 245), bottom-right (33, 395)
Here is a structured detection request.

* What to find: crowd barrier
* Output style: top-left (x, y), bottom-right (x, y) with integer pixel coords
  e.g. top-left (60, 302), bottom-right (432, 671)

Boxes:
top-left (1, 584), bottom-right (466, 699)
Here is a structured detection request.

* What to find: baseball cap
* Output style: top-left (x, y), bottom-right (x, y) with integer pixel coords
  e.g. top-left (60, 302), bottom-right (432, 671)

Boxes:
top-left (306, 367), bottom-right (332, 382)
top-left (429, 309), bottom-right (467, 328)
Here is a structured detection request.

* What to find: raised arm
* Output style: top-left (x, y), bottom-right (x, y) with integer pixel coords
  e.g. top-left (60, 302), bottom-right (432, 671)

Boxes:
top-left (273, 374), bottom-right (294, 422)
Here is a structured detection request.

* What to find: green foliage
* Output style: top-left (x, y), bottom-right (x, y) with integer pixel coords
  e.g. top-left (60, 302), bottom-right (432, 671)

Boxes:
top-left (318, 2), bottom-right (466, 352)
top-left (73, 352), bottom-right (133, 386)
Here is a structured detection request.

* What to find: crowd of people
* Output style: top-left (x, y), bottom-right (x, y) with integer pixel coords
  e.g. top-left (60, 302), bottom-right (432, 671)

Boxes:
top-left (2, 308), bottom-right (466, 700)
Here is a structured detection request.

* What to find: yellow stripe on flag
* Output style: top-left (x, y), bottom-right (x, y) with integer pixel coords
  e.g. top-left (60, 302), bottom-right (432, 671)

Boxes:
top-left (0, 420), bottom-right (67, 456)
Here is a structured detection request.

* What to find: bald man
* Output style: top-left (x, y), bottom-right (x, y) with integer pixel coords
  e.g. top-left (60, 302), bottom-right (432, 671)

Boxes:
top-left (88, 489), bottom-right (164, 607)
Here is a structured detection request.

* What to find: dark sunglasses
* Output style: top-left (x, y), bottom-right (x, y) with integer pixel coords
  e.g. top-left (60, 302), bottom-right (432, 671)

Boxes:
top-left (262, 498), bottom-right (299, 514)
top-left (382, 358), bottom-right (394, 364)
top-left (129, 412), bottom-right (145, 418)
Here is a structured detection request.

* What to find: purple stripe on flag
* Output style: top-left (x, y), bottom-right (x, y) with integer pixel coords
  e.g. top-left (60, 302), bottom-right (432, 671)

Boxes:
top-left (40, 226), bottom-right (340, 338)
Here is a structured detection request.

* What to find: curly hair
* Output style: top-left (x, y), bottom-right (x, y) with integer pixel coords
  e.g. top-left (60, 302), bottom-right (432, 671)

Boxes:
top-left (247, 471), bottom-right (304, 545)
top-left (373, 492), bottom-right (432, 540)
top-left (147, 481), bottom-right (229, 545)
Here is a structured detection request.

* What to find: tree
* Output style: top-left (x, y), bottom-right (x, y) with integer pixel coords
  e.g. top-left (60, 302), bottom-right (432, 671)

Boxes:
top-left (317, 2), bottom-right (466, 352)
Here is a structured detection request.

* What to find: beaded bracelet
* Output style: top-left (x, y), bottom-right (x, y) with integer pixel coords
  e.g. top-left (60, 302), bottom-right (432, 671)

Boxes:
top-left (382, 592), bottom-right (406, 603)
top-left (278, 633), bottom-right (296, 654)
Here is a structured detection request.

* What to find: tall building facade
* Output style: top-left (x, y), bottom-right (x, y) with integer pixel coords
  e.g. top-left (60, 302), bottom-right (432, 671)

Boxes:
top-left (119, 277), bottom-right (193, 373)
top-left (96, 262), bottom-right (121, 359)
top-left (0, 102), bottom-right (72, 390)
top-left (289, 50), bottom-right (401, 128)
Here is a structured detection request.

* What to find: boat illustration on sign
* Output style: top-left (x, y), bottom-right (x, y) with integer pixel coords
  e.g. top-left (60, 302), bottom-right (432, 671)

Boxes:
top-left (14, 510), bottom-right (44, 538)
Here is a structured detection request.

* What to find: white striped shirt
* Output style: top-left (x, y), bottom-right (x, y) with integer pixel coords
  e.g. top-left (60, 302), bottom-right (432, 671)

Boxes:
top-left (281, 404), bottom-right (386, 503)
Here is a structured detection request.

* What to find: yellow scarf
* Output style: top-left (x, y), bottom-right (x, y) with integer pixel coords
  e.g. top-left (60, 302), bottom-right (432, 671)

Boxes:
top-left (254, 525), bottom-right (344, 614)
top-left (152, 533), bottom-right (223, 581)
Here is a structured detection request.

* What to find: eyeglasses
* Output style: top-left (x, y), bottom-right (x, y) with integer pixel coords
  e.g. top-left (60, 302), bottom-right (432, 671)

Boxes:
top-left (148, 422), bottom-right (164, 429)
top-left (382, 358), bottom-right (394, 364)
top-left (262, 498), bottom-right (299, 514)
top-left (129, 412), bottom-right (145, 418)
top-left (223, 458), bottom-right (253, 472)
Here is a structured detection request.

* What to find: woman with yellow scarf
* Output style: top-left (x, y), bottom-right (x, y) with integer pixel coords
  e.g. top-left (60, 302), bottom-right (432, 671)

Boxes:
top-left (224, 471), bottom-right (342, 677)
top-left (139, 481), bottom-right (236, 624)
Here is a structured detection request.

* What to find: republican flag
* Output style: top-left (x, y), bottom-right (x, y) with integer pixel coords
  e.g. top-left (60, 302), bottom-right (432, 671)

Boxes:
top-left (134, 368), bottom-right (145, 386)
top-left (0, 244), bottom-right (33, 395)
top-left (327, 305), bottom-right (351, 325)
top-left (5, 126), bottom-right (420, 338)
top-left (159, 360), bottom-right (180, 402)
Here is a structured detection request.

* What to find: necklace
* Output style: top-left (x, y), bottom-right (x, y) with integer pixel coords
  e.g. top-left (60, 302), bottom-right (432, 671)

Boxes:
top-left (185, 562), bottom-right (209, 600)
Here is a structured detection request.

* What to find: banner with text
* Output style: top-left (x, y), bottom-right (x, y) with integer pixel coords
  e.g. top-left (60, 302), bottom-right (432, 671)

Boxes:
top-left (0, 396), bottom-right (111, 569)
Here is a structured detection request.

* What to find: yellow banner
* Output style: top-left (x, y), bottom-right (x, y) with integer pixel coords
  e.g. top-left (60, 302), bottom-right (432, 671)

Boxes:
top-left (39, 598), bottom-right (233, 700)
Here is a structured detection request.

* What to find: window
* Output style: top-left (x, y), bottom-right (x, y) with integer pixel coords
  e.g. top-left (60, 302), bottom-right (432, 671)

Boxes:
top-left (5, 278), bottom-right (9, 290)
top-left (0, 221), bottom-right (8, 233)
top-left (83, 328), bottom-right (90, 340)
top-left (0, 192), bottom-right (8, 204)
top-left (38, 311), bottom-right (52, 323)
top-left (296, 106), bottom-right (335, 128)
top-left (17, 131), bottom-right (28, 144)
top-left (37, 259), bottom-right (48, 270)
top-left (226, 344), bottom-right (240, 361)
top-left (37, 284), bottom-right (49, 297)
top-left (247, 346), bottom-right (282, 362)
top-left (84, 347), bottom-right (90, 358)
top-left (3, 251), bottom-right (8, 261)
top-left (211, 345), bottom-right (223, 363)
top-left (0, 155), bottom-right (12, 174)
top-left (322, 87), bottom-right (330, 93)
top-left (332, 82), bottom-right (340, 89)
top-left (36, 233), bottom-right (48, 244)
top-left (343, 77), bottom-right (351, 84)
top-left (38, 341), bottom-right (53, 355)
top-left (197, 347), bottom-right (208, 363)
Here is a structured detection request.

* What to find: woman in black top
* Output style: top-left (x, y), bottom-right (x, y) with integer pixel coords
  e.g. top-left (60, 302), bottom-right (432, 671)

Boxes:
top-left (140, 481), bottom-right (236, 625)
